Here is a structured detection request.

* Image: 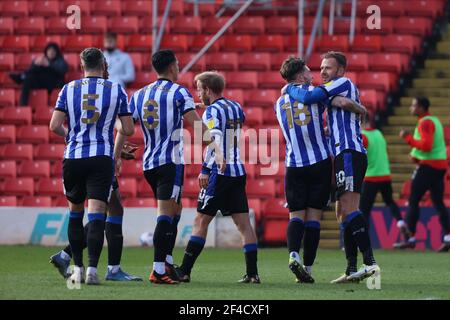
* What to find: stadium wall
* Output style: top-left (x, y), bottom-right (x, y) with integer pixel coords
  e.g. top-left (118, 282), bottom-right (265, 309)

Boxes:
top-left (0, 208), bottom-right (255, 248)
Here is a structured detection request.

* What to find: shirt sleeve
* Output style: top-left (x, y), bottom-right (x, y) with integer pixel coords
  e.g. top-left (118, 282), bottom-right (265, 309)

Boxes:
top-left (128, 93), bottom-right (140, 123)
top-left (177, 87), bottom-right (196, 115)
top-left (54, 84), bottom-right (68, 113)
top-left (286, 84), bottom-right (328, 104)
top-left (201, 107), bottom-right (223, 173)
top-left (404, 119), bottom-right (435, 152)
top-left (117, 85), bottom-right (132, 116)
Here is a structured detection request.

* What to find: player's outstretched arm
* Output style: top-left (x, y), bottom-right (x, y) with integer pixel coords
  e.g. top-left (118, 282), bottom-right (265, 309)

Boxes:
top-left (49, 110), bottom-right (68, 137)
top-left (285, 85), bottom-right (328, 104)
top-left (331, 96), bottom-right (367, 116)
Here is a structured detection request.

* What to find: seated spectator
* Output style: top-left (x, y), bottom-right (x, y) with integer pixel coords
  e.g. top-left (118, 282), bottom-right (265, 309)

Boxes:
top-left (10, 42), bottom-right (68, 106)
top-left (103, 32), bottom-right (135, 88)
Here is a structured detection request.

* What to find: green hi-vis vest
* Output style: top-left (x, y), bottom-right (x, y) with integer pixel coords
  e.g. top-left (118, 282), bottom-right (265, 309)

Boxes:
top-left (410, 115), bottom-right (447, 161)
top-left (362, 129), bottom-right (391, 177)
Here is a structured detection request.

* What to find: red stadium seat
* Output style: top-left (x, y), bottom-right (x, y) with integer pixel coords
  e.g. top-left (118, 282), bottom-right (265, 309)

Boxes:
top-left (0, 106), bottom-right (31, 124)
top-left (60, 0), bottom-right (91, 15)
top-left (405, 0), bottom-right (445, 19)
top-left (121, 1), bottom-right (152, 16)
top-left (183, 178), bottom-right (200, 198)
top-left (257, 71), bottom-right (284, 89)
top-left (357, 72), bottom-right (392, 92)
top-left (262, 218), bottom-right (288, 243)
top-left (157, 0), bottom-right (184, 16)
top-left (178, 72), bottom-right (194, 89)
top-left (351, 35), bottom-right (381, 53)
top-left (29, 35), bottom-right (62, 53)
top-left (36, 178), bottom-right (63, 197)
top-left (270, 52), bottom-right (296, 71)
top-left (376, 1), bottom-right (405, 16)
top-left (359, 90), bottom-right (380, 110)
top-left (0, 144), bottom-right (33, 161)
top-left (34, 144), bottom-right (65, 161)
top-left (244, 107), bottom-right (264, 126)
top-left (254, 35), bottom-right (284, 52)
top-left (52, 196), bottom-right (68, 207)
top-left (50, 160), bottom-right (63, 178)
top-left (333, 17), bottom-right (362, 34)
top-left (246, 179), bottom-right (276, 198)
top-left (1, 178), bottom-right (34, 196)
top-left (382, 35), bottom-right (421, 55)
top-left (63, 35), bottom-right (93, 52)
top-left (370, 53), bottom-right (406, 73)
top-left (346, 53), bottom-right (369, 72)
top-left (0, 125), bottom-right (15, 143)
top-left (139, 16), bottom-right (169, 34)
top-left (395, 17), bottom-right (433, 36)
top-left (0, 161), bottom-right (16, 179)
top-left (201, 17), bottom-right (233, 35)
top-left (17, 125), bottom-right (49, 144)
top-left (130, 72), bottom-right (156, 89)
top-left (63, 53), bottom-right (80, 72)
top-left (28, 89), bottom-right (49, 108)
top-left (123, 198), bottom-right (156, 208)
top-left (190, 34), bottom-right (221, 53)
top-left (137, 179), bottom-right (153, 198)
top-left (15, 17), bottom-right (44, 35)
top-left (170, 16), bottom-right (201, 34)
top-left (109, 16), bottom-right (139, 34)
top-left (248, 198), bottom-right (262, 221)
top-left (185, 163), bottom-right (203, 178)
top-left (22, 196), bottom-right (52, 207)
top-left (363, 17), bottom-right (394, 35)
top-left (0, 196), bottom-right (17, 206)
top-left (177, 52), bottom-right (205, 72)
top-left (262, 108), bottom-right (278, 125)
top-left (0, 1), bottom-right (29, 17)
top-left (127, 34), bottom-right (152, 52)
top-left (118, 178), bottom-right (137, 198)
top-left (121, 161), bottom-right (143, 178)
top-left (129, 53), bottom-right (142, 71)
top-left (234, 17), bottom-right (265, 35)
top-left (264, 198), bottom-right (287, 217)
top-left (225, 72), bottom-right (257, 89)
top-left (317, 35), bottom-right (349, 52)
top-left (0, 17), bottom-right (13, 35)
top-left (265, 16), bottom-right (296, 34)
top-left (244, 89), bottom-right (278, 108)
top-left (75, 16), bottom-right (107, 34)
top-left (222, 35), bottom-right (252, 53)
top-left (184, 2), bottom-right (215, 16)
top-left (205, 53), bottom-right (238, 71)
top-left (223, 89), bottom-right (244, 105)
top-left (160, 34), bottom-right (188, 52)
top-left (91, 0), bottom-right (121, 16)
top-left (29, 1), bottom-right (59, 17)
top-left (33, 106), bottom-right (53, 125)
top-left (45, 16), bottom-right (68, 35)
top-left (238, 53), bottom-right (270, 71)
top-left (18, 160), bottom-right (50, 179)
top-left (0, 35), bottom-right (29, 53)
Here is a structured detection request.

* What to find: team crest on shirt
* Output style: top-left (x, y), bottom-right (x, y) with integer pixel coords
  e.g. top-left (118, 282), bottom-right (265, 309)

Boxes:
top-left (206, 119), bottom-right (215, 129)
top-left (324, 81), bottom-right (334, 87)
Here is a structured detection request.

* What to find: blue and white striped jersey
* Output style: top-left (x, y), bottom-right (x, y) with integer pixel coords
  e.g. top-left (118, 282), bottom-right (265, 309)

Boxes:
top-left (275, 84), bottom-right (330, 167)
top-left (130, 79), bottom-right (195, 171)
top-left (202, 97), bottom-right (246, 177)
top-left (55, 77), bottom-right (131, 159)
top-left (320, 77), bottom-right (366, 156)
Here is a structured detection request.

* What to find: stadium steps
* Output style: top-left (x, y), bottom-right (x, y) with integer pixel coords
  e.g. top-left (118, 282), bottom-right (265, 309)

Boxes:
top-left (318, 239), bottom-right (340, 249)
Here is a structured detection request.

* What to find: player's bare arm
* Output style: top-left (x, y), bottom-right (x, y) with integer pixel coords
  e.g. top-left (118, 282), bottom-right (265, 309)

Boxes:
top-left (331, 96), bottom-right (367, 116)
top-left (49, 110), bottom-right (68, 137)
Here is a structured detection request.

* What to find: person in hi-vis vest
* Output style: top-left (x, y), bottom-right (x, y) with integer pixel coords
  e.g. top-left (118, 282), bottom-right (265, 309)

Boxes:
top-left (397, 97), bottom-right (449, 252)
top-left (360, 114), bottom-right (411, 245)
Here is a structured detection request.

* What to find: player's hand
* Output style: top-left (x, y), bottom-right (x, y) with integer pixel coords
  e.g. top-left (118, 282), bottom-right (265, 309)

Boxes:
top-left (399, 129), bottom-right (410, 139)
top-left (215, 153), bottom-right (225, 174)
top-left (115, 158), bottom-right (123, 177)
top-left (121, 143), bottom-right (138, 160)
top-left (281, 84), bottom-right (289, 95)
top-left (198, 173), bottom-right (209, 189)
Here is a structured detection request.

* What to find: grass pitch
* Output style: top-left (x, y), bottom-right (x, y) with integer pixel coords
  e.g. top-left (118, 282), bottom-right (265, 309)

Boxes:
top-left (0, 246), bottom-right (449, 300)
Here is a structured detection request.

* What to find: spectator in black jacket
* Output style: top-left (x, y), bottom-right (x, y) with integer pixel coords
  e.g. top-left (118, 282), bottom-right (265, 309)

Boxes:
top-left (10, 42), bottom-right (68, 106)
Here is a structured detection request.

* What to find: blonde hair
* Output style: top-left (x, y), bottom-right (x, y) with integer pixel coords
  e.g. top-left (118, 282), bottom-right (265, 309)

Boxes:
top-left (194, 71), bottom-right (225, 95)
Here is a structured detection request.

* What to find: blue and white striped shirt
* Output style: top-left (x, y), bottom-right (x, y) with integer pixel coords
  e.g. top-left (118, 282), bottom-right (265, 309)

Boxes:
top-left (202, 97), bottom-right (246, 177)
top-left (55, 77), bottom-right (131, 159)
top-left (320, 77), bottom-right (366, 156)
top-left (275, 84), bottom-right (330, 167)
top-left (130, 79), bottom-right (195, 171)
